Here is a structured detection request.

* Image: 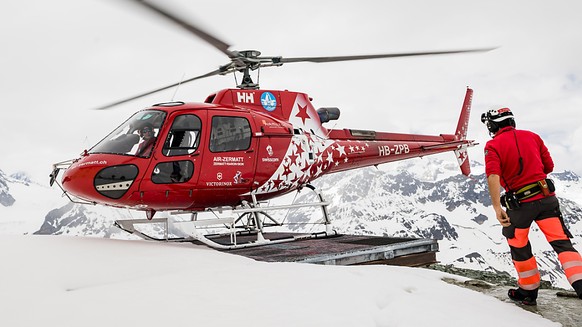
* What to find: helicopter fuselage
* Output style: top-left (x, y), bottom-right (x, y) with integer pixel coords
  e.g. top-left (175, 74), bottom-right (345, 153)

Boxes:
top-left (59, 88), bottom-right (474, 213)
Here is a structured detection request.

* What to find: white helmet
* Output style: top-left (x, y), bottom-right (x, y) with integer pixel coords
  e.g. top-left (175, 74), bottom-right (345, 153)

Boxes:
top-left (481, 107), bottom-right (515, 135)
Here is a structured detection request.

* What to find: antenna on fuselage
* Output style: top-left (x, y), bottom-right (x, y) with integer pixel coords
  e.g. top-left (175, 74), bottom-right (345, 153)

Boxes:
top-left (171, 73), bottom-right (186, 101)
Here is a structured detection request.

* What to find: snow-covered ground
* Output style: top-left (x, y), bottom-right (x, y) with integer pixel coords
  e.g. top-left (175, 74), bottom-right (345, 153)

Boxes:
top-left (0, 235), bottom-right (559, 327)
top-left (0, 176), bottom-right (68, 235)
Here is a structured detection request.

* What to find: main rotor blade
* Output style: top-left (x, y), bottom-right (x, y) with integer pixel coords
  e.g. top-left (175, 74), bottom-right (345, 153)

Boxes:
top-left (128, 0), bottom-right (235, 58)
top-left (95, 69), bottom-right (222, 110)
top-left (279, 48), bottom-right (496, 64)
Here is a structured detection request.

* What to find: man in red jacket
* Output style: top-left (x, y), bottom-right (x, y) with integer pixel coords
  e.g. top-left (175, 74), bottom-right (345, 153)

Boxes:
top-left (482, 107), bottom-right (582, 305)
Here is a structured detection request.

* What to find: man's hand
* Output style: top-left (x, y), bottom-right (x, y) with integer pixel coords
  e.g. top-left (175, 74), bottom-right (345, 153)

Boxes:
top-left (487, 174), bottom-right (512, 227)
top-left (494, 206), bottom-right (511, 227)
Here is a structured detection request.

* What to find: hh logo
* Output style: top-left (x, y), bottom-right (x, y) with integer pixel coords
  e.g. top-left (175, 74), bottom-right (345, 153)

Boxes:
top-left (236, 92), bottom-right (255, 104)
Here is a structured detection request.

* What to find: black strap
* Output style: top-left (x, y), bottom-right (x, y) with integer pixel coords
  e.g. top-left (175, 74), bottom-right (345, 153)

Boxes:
top-left (512, 130), bottom-right (524, 175)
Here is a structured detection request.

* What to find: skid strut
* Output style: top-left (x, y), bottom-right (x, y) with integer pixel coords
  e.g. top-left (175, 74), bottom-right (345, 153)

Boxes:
top-left (114, 185), bottom-right (337, 249)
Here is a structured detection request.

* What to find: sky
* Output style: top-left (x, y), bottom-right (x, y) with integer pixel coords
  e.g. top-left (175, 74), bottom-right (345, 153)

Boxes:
top-left (0, 235), bottom-right (562, 327)
top-left (2, 0), bottom-right (582, 182)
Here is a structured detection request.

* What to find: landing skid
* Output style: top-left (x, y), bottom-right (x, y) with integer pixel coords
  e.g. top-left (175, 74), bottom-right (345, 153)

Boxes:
top-left (114, 185), bottom-right (338, 249)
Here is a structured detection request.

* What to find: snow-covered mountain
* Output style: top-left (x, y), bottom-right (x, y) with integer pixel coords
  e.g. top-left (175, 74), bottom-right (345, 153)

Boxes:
top-left (2, 158), bottom-right (582, 289)
top-left (0, 169), bottom-right (69, 234)
top-left (280, 159), bottom-right (582, 289)
top-left (0, 170), bottom-right (16, 207)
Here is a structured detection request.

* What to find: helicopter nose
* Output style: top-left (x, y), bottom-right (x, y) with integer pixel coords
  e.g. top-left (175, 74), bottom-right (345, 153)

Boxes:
top-left (61, 163), bottom-right (101, 202)
top-left (62, 163), bottom-right (139, 202)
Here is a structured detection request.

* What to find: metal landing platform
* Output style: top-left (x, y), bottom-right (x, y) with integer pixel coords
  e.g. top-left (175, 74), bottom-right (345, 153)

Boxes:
top-left (219, 233), bottom-right (439, 266)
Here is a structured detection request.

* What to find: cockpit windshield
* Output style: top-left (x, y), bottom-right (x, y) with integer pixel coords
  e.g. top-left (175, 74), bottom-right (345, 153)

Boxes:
top-left (90, 110), bottom-right (166, 158)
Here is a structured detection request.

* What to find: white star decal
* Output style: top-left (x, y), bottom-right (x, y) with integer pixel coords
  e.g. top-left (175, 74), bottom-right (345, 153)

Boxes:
top-left (336, 144), bottom-right (346, 157)
top-left (326, 151), bottom-right (334, 164)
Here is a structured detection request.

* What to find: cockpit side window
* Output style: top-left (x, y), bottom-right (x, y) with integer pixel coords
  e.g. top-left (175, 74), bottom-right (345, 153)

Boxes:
top-left (89, 110), bottom-right (166, 158)
top-left (209, 116), bottom-right (251, 152)
top-left (162, 114), bottom-right (202, 156)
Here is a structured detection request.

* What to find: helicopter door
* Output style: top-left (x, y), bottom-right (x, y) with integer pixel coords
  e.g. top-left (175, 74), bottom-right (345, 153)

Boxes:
top-left (198, 113), bottom-right (257, 206)
top-left (138, 112), bottom-right (204, 210)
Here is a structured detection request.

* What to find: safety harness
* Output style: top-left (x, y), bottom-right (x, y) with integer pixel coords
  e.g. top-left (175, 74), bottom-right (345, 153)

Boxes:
top-left (502, 179), bottom-right (555, 209)
top-left (515, 179), bottom-right (554, 201)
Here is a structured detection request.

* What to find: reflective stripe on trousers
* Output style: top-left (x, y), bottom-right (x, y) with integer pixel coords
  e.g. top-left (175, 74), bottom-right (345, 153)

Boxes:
top-left (559, 251), bottom-right (582, 285)
top-left (512, 256), bottom-right (541, 291)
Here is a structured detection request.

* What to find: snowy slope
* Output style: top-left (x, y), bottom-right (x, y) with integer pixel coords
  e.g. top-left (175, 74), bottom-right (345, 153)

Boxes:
top-left (0, 235), bottom-right (560, 327)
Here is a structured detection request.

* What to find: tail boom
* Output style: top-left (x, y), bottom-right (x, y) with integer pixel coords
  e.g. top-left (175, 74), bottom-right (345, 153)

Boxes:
top-left (322, 87), bottom-right (476, 176)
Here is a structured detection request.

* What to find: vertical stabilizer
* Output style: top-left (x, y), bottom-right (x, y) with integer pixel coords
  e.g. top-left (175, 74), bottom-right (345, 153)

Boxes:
top-left (454, 87), bottom-right (473, 176)
top-left (455, 87), bottom-right (473, 141)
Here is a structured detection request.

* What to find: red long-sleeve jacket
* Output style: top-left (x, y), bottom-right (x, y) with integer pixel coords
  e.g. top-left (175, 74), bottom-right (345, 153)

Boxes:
top-left (484, 126), bottom-right (554, 199)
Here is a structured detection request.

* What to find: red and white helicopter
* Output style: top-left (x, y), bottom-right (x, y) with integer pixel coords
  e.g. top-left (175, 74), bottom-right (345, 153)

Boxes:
top-left (50, 0), bottom-right (487, 249)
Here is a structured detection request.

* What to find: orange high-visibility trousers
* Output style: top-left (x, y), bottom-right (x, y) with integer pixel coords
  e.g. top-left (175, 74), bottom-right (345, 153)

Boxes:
top-left (505, 196), bottom-right (582, 296)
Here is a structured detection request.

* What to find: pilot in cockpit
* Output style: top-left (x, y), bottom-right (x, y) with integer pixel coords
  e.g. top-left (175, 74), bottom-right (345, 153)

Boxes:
top-left (136, 124), bottom-right (156, 157)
